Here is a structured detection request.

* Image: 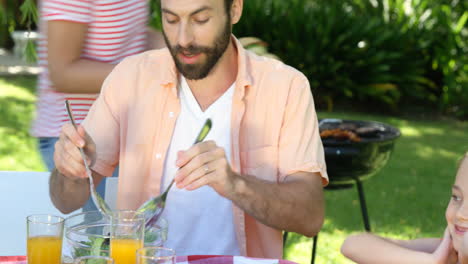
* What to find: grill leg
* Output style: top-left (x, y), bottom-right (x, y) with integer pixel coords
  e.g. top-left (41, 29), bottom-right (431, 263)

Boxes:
top-left (311, 234), bottom-right (318, 264)
top-left (283, 232), bottom-right (318, 264)
top-left (355, 178), bottom-right (371, 231)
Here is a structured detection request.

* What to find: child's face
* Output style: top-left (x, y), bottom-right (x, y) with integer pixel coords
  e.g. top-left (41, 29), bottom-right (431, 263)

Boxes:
top-left (446, 157), bottom-right (468, 252)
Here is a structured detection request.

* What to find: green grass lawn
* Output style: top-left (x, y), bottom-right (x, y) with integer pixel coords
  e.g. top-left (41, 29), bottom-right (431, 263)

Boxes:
top-left (1, 76), bottom-right (467, 263)
top-left (0, 76), bottom-right (45, 171)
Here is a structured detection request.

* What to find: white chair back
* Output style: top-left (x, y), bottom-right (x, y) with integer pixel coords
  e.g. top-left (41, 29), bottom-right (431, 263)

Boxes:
top-left (105, 177), bottom-right (118, 211)
top-left (0, 171), bottom-right (81, 255)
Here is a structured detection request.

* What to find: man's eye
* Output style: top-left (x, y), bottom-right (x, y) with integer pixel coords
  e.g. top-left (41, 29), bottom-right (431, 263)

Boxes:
top-left (195, 18), bottom-right (209, 24)
top-left (452, 195), bottom-right (462, 201)
top-left (164, 16), bottom-right (178, 24)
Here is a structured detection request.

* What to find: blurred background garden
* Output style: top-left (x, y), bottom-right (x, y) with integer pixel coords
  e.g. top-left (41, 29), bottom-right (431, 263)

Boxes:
top-left (1, 0), bottom-right (467, 263)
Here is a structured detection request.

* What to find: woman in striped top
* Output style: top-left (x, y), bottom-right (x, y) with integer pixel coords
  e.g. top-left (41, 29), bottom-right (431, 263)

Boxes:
top-left (32, 0), bottom-right (164, 212)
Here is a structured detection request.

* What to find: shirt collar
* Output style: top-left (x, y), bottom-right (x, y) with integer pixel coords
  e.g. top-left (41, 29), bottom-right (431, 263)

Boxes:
top-left (159, 35), bottom-right (253, 99)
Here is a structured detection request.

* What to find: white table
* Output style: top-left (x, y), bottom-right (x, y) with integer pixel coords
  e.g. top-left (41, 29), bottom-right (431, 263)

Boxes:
top-left (0, 171), bottom-right (81, 255)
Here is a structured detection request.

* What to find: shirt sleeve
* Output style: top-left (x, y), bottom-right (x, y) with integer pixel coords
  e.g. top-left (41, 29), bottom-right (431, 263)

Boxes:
top-left (42, 0), bottom-right (93, 24)
top-left (81, 61), bottom-right (125, 177)
top-left (278, 74), bottom-right (329, 185)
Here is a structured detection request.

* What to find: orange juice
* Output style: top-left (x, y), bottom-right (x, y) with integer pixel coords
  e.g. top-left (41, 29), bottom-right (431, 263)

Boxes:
top-left (27, 236), bottom-right (62, 264)
top-left (110, 238), bottom-right (142, 264)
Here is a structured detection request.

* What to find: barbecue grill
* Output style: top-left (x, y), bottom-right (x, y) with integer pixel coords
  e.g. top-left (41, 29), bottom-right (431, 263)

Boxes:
top-left (284, 119), bottom-right (401, 264)
top-left (320, 119), bottom-right (401, 188)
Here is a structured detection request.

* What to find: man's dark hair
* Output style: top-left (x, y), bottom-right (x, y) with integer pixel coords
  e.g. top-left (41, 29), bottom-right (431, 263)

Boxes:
top-left (157, 0), bottom-right (233, 14)
top-left (224, 0), bottom-right (233, 13)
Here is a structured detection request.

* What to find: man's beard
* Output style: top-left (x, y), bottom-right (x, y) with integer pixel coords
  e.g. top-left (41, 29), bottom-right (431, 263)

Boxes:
top-left (163, 18), bottom-right (232, 80)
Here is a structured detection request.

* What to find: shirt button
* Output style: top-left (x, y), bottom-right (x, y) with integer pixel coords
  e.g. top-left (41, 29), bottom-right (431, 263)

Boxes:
top-left (169, 112), bottom-right (174, 118)
top-left (156, 153), bottom-right (162, 159)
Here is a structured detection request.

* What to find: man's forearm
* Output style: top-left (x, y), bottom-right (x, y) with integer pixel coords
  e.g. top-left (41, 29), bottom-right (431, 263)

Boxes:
top-left (226, 172), bottom-right (324, 237)
top-left (49, 168), bottom-right (90, 214)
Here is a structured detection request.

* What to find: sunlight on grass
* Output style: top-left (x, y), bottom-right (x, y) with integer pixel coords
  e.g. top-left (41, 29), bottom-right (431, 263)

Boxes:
top-left (0, 79), bottom-right (36, 101)
top-left (401, 125), bottom-right (451, 138)
top-left (419, 127), bottom-right (444, 135)
top-left (400, 126), bottom-right (422, 137)
top-left (0, 77), bottom-right (45, 171)
top-left (413, 144), bottom-right (462, 160)
top-left (415, 145), bottom-right (436, 158)
top-left (439, 149), bottom-right (462, 159)
top-left (285, 231), bottom-right (355, 264)
top-left (0, 127), bottom-right (44, 171)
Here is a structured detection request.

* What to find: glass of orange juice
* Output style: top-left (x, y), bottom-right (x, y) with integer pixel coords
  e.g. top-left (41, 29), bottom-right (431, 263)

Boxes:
top-left (136, 247), bottom-right (175, 264)
top-left (27, 214), bottom-right (64, 264)
top-left (110, 210), bottom-right (145, 264)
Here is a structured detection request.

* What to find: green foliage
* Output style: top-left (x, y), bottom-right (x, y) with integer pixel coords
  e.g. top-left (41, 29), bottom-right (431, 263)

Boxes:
top-left (73, 237), bottom-right (109, 259)
top-left (19, 0), bottom-right (38, 62)
top-left (0, 0), bottom-right (18, 48)
top-left (19, 0), bottom-right (37, 27)
top-left (416, 2), bottom-right (468, 118)
top-left (233, 0), bottom-right (468, 118)
top-left (149, 0), bottom-right (162, 31)
top-left (0, 0), bottom-right (38, 61)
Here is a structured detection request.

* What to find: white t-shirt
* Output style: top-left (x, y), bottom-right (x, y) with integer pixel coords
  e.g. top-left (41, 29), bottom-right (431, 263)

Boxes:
top-left (160, 76), bottom-right (240, 255)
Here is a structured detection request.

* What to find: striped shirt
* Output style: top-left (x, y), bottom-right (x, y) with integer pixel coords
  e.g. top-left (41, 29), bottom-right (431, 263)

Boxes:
top-left (32, 0), bottom-right (148, 137)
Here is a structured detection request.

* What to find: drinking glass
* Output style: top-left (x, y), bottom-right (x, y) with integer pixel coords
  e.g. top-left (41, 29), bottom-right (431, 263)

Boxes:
top-left (110, 210), bottom-right (145, 264)
top-left (136, 247), bottom-right (175, 264)
top-left (145, 217), bottom-right (168, 247)
top-left (27, 214), bottom-right (64, 264)
top-left (74, 256), bottom-right (114, 264)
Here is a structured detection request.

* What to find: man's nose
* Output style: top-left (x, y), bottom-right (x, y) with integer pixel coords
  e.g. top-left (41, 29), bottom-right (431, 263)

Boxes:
top-left (177, 22), bottom-right (194, 48)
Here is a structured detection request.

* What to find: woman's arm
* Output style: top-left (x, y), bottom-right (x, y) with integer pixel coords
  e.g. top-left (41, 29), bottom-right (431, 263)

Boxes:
top-left (47, 20), bottom-right (115, 94)
top-left (147, 27), bottom-right (166, 50)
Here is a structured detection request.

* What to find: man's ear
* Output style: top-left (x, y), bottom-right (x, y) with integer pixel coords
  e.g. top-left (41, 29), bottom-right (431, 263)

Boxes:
top-left (230, 0), bottom-right (243, 25)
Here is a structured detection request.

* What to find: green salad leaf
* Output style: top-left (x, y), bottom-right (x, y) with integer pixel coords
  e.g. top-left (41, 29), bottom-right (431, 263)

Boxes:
top-left (74, 236), bottom-right (110, 262)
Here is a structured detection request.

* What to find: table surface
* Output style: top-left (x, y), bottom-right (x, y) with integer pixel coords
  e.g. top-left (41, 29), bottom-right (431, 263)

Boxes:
top-left (0, 255), bottom-right (298, 264)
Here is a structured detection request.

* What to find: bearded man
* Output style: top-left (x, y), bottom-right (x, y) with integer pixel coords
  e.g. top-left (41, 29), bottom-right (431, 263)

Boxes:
top-left (50, 0), bottom-right (328, 258)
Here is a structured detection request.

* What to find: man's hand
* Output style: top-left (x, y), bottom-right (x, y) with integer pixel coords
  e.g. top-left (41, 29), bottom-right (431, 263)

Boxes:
top-left (54, 123), bottom-right (96, 180)
top-left (174, 140), bottom-right (236, 197)
top-left (50, 123), bottom-right (101, 213)
top-left (173, 140), bottom-right (324, 236)
top-left (432, 228), bottom-right (458, 264)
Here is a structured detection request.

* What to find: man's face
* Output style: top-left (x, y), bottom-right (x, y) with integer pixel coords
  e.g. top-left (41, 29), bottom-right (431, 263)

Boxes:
top-left (161, 0), bottom-right (232, 80)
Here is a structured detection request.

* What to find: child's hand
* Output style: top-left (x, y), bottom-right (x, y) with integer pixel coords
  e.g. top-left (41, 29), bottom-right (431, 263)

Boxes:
top-left (432, 227), bottom-right (457, 264)
top-left (458, 231), bottom-right (468, 264)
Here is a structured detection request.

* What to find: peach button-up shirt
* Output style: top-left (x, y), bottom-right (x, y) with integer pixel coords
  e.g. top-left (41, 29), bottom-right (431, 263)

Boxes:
top-left (83, 36), bottom-right (328, 259)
